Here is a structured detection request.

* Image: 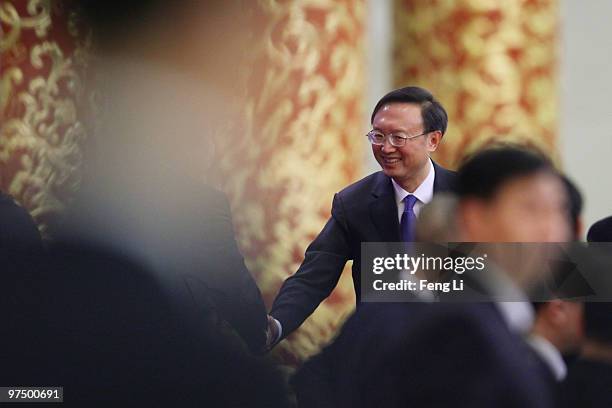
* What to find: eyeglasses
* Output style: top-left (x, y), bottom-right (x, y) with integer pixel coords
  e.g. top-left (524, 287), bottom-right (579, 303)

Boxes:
top-left (366, 130), bottom-right (430, 147)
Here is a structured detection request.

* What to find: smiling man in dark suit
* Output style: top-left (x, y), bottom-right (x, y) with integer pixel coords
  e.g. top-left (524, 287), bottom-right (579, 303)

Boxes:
top-left (267, 86), bottom-right (457, 345)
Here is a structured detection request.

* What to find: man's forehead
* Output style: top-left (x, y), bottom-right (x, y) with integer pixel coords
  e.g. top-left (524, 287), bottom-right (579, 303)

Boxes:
top-left (377, 102), bottom-right (422, 114)
top-left (373, 102), bottom-right (423, 127)
top-left (497, 172), bottom-right (565, 199)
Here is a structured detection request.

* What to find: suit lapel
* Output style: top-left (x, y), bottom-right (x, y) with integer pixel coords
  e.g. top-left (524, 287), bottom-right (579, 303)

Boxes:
top-left (369, 163), bottom-right (454, 242)
top-left (369, 173), bottom-right (400, 242)
top-left (432, 161), bottom-right (456, 193)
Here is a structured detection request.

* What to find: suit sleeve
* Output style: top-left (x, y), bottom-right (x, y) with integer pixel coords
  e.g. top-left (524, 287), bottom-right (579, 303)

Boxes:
top-left (185, 189), bottom-right (268, 354)
top-left (270, 193), bottom-right (352, 339)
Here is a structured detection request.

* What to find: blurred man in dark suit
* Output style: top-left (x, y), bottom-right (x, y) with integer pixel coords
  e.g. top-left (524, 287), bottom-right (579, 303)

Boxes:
top-left (0, 190), bottom-right (42, 252)
top-left (561, 302), bottom-right (612, 407)
top-left (0, 1), bottom-right (291, 405)
top-left (559, 219), bottom-right (612, 407)
top-left (529, 299), bottom-right (584, 393)
top-left (527, 176), bottom-right (585, 392)
top-left (268, 86), bottom-right (456, 346)
top-left (56, 0), bottom-right (271, 354)
top-left (292, 147), bottom-right (571, 408)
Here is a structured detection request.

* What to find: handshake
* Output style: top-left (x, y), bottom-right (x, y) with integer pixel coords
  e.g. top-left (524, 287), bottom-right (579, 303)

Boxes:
top-left (264, 315), bottom-right (282, 351)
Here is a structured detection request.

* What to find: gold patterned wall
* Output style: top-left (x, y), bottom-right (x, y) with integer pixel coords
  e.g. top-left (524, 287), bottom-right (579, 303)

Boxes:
top-left (393, 0), bottom-right (559, 168)
top-left (214, 0), bottom-right (366, 364)
top-left (0, 0), bottom-right (89, 236)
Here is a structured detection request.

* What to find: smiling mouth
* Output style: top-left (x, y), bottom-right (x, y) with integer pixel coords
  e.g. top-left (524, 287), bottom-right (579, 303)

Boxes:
top-left (382, 157), bottom-right (401, 164)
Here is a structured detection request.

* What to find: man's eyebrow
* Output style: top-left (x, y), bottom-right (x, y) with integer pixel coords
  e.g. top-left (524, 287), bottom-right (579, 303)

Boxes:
top-left (372, 126), bottom-right (410, 133)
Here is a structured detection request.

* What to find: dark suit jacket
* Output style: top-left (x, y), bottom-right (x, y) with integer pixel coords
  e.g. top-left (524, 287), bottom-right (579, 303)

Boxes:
top-left (0, 242), bottom-right (291, 407)
top-left (293, 302), bottom-right (554, 408)
top-left (0, 191), bottom-right (42, 252)
top-left (181, 186), bottom-right (270, 353)
top-left (54, 183), bottom-right (269, 354)
top-left (270, 162), bottom-right (456, 338)
top-left (561, 358), bottom-right (612, 408)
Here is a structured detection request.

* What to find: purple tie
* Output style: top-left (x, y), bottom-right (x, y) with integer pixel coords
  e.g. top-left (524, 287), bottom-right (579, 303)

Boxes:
top-left (400, 195), bottom-right (418, 243)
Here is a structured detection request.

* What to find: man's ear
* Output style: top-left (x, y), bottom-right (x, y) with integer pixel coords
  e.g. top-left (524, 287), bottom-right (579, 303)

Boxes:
top-left (547, 300), bottom-right (567, 326)
top-left (457, 200), bottom-right (486, 241)
top-left (427, 130), bottom-right (443, 152)
top-left (575, 216), bottom-right (584, 240)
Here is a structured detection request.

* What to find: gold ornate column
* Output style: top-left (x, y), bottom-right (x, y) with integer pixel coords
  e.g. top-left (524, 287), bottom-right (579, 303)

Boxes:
top-left (214, 0), bottom-right (366, 363)
top-left (1, 0), bottom-right (89, 236)
top-left (393, 0), bottom-right (559, 167)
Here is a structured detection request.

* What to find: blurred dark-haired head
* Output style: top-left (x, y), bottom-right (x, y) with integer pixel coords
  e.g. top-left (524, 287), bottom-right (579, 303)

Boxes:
top-left (69, 0), bottom-right (228, 44)
top-left (454, 147), bottom-right (572, 290)
top-left (587, 216), bottom-right (612, 243)
top-left (66, 0), bottom-right (247, 91)
top-left (560, 175), bottom-right (584, 240)
top-left (456, 146), bottom-right (571, 243)
top-left (456, 146), bottom-right (553, 201)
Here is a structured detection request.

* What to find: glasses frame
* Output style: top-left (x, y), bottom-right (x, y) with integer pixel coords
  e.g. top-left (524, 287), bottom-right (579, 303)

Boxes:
top-left (366, 129), bottom-right (431, 147)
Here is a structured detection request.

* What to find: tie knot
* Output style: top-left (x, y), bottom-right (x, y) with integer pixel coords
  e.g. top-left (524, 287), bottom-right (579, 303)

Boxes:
top-left (404, 195), bottom-right (418, 211)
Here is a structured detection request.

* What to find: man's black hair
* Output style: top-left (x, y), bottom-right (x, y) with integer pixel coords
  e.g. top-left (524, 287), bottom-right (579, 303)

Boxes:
top-left (456, 146), bottom-right (555, 201)
top-left (587, 216), bottom-right (612, 243)
top-left (561, 175), bottom-right (583, 239)
top-left (371, 86), bottom-right (448, 135)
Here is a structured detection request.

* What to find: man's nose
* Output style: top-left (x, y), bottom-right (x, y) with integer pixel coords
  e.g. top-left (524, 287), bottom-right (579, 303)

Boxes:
top-left (381, 138), bottom-right (397, 153)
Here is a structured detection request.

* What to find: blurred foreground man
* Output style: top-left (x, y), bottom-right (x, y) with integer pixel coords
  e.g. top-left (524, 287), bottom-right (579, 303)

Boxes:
top-left (269, 86), bottom-right (456, 345)
top-left (560, 222), bottom-right (612, 406)
top-left (292, 147), bottom-right (571, 408)
top-left (561, 302), bottom-right (612, 407)
top-left (527, 176), bottom-right (585, 395)
top-left (62, 0), bottom-right (269, 353)
top-left (1, 1), bottom-right (289, 406)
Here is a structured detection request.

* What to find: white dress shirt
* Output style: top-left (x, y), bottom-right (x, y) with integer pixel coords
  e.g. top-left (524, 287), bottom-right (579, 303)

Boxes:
top-left (495, 300), bottom-right (535, 335)
top-left (528, 334), bottom-right (567, 381)
top-left (391, 158), bottom-right (435, 222)
top-left (478, 263), bottom-right (535, 335)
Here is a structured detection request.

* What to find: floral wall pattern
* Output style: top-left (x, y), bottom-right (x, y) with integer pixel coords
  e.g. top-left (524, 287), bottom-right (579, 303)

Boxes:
top-left (1, 0), bottom-right (90, 236)
top-left (393, 0), bottom-right (559, 168)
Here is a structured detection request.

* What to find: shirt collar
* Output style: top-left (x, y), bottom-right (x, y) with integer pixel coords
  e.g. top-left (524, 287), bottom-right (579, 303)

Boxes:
top-left (391, 158), bottom-right (435, 206)
top-left (528, 334), bottom-right (567, 381)
top-left (495, 300), bottom-right (534, 336)
top-left (477, 262), bottom-right (535, 334)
